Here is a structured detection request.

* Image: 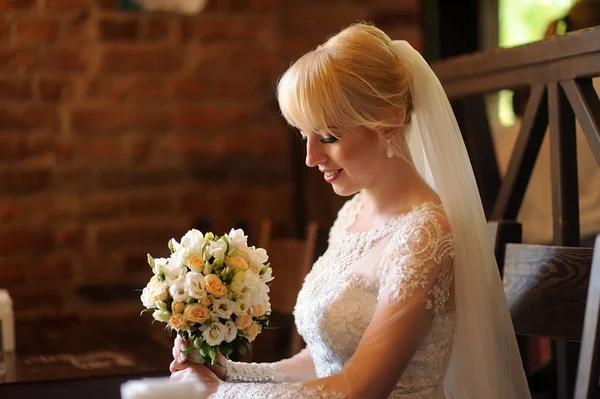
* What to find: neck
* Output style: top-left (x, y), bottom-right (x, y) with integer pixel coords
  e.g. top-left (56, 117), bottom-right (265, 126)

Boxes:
top-left (360, 157), bottom-right (436, 216)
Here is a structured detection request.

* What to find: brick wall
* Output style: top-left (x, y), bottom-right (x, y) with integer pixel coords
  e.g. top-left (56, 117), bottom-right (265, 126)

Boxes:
top-left (0, 0), bottom-right (422, 320)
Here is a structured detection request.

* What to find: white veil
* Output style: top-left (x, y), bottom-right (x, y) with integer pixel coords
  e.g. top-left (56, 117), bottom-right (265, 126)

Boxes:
top-left (392, 41), bottom-right (531, 399)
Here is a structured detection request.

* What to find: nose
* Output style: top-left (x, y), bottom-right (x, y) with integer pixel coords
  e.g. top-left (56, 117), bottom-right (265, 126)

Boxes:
top-left (305, 136), bottom-right (327, 168)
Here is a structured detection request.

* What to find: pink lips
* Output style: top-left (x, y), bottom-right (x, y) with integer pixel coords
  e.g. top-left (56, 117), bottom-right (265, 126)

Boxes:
top-left (323, 169), bottom-right (343, 183)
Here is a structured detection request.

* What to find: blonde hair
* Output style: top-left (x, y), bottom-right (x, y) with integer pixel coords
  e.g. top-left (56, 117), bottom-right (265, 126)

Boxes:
top-left (276, 22), bottom-right (414, 157)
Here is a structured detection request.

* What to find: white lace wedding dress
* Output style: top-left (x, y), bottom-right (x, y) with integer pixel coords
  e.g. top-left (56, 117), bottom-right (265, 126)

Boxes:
top-left (209, 193), bottom-right (455, 398)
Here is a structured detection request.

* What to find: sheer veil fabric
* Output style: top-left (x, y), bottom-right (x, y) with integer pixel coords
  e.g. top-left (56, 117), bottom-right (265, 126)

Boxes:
top-left (392, 41), bottom-right (531, 399)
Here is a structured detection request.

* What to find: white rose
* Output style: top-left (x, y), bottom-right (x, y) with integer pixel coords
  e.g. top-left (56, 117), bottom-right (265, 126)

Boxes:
top-left (169, 276), bottom-right (188, 302)
top-left (249, 289), bottom-right (268, 306)
top-left (164, 255), bottom-right (186, 285)
top-left (141, 276), bottom-right (169, 308)
top-left (243, 270), bottom-right (262, 292)
top-left (260, 267), bottom-right (274, 283)
top-left (224, 320), bottom-right (238, 343)
top-left (207, 239), bottom-right (227, 263)
top-left (212, 298), bottom-right (234, 319)
top-left (202, 322), bottom-right (226, 346)
top-left (248, 248), bottom-right (268, 265)
top-left (226, 229), bottom-right (249, 251)
top-left (185, 272), bottom-right (208, 300)
top-left (180, 229), bottom-right (205, 253)
top-left (262, 299), bottom-right (271, 314)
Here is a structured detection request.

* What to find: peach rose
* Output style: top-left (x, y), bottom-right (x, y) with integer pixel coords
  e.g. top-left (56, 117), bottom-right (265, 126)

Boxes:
top-left (235, 314), bottom-right (252, 329)
top-left (186, 253), bottom-right (205, 273)
top-left (169, 313), bottom-right (187, 330)
top-left (250, 304), bottom-right (265, 317)
top-left (184, 304), bottom-right (210, 324)
top-left (199, 296), bottom-right (212, 307)
top-left (245, 322), bottom-right (262, 342)
top-left (204, 274), bottom-right (227, 298)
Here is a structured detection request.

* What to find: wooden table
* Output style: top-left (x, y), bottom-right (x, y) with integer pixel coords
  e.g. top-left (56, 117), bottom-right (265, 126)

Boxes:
top-left (0, 316), bottom-right (173, 399)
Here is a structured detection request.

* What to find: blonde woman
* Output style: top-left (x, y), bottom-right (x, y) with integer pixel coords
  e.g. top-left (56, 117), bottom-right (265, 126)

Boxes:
top-left (170, 22), bottom-right (531, 399)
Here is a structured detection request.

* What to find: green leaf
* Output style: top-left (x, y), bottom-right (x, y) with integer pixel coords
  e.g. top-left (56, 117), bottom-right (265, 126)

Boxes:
top-left (209, 348), bottom-right (217, 364)
top-left (182, 347), bottom-right (194, 355)
top-left (147, 254), bottom-right (155, 268)
top-left (139, 308), bottom-right (154, 316)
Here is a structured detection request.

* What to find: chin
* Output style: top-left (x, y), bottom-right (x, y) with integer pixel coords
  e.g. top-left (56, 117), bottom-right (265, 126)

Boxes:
top-left (331, 184), bottom-right (359, 197)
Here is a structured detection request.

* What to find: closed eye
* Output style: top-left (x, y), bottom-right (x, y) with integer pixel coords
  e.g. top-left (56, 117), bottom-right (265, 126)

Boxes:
top-left (320, 136), bottom-right (339, 144)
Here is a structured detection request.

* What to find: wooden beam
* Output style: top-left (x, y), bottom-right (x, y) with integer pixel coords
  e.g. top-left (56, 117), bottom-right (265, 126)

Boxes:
top-left (492, 85), bottom-right (548, 220)
top-left (561, 79), bottom-right (600, 166)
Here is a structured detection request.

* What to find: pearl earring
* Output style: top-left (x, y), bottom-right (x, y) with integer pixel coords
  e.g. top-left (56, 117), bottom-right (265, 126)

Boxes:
top-left (386, 139), bottom-right (394, 158)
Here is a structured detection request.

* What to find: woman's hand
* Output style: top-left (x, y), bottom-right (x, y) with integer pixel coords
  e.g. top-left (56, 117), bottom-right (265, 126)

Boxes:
top-left (170, 361), bottom-right (220, 398)
top-left (171, 335), bottom-right (227, 380)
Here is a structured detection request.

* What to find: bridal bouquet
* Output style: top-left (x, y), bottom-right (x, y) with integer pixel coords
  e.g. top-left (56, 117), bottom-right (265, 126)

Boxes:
top-left (140, 229), bottom-right (273, 365)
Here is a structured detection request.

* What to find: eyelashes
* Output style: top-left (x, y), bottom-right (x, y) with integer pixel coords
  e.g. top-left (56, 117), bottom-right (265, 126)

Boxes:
top-left (299, 134), bottom-right (339, 144)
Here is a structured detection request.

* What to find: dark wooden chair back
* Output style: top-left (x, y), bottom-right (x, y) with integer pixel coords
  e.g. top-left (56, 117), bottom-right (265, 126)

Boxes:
top-left (251, 221), bottom-right (325, 362)
top-left (575, 236), bottom-right (600, 399)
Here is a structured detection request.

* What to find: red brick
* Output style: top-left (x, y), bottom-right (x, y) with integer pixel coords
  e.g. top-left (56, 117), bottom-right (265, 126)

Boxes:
top-left (95, 222), bottom-right (187, 250)
top-left (87, 76), bottom-right (168, 101)
top-left (125, 136), bottom-right (152, 162)
top-left (144, 19), bottom-right (170, 41)
top-left (180, 188), bottom-right (214, 213)
top-left (95, 0), bottom-right (115, 10)
top-left (97, 165), bottom-right (185, 190)
top-left (38, 77), bottom-right (73, 102)
top-left (45, 0), bottom-right (85, 11)
top-left (0, 228), bottom-right (52, 255)
top-left (0, 20), bottom-right (9, 40)
top-left (0, 133), bottom-right (66, 162)
top-left (176, 104), bottom-right (258, 130)
top-left (0, 167), bottom-right (51, 194)
top-left (80, 194), bottom-right (127, 220)
top-left (15, 17), bottom-right (58, 44)
top-left (101, 47), bottom-right (182, 73)
top-left (0, 48), bottom-right (39, 71)
top-left (76, 137), bottom-right (123, 159)
top-left (230, 0), bottom-right (279, 13)
top-left (29, 255), bottom-right (74, 282)
top-left (59, 14), bottom-right (91, 45)
top-left (0, 78), bottom-right (33, 100)
top-left (71, 107), bottom-right (173, 134)
top-left (99, 18), bottom-right (139, 41)
top-left (0, 199), bottom-right (25, 222)
top-left (129, 194), bottom-right (173, 215)
top-left (54, 222), bottom-right (85, 249)
top-left (39, 48), bottom-right (86, 72)
top-left (10, 288), bottom-right (64, 312)
top-left (0, 0), bottom-right (36, 10)
top-left (0, 258), bottom-right (26, 286)
top-left (0, 106), bottom-right (59, 131)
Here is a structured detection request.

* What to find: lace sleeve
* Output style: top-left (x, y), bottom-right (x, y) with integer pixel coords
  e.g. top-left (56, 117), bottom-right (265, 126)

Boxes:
top-left (209, 382), bottom-right (346, 399)
top-left (378, 206), bottom-right (455, 314)
top-left (223, 348), bottom-right (316, 383)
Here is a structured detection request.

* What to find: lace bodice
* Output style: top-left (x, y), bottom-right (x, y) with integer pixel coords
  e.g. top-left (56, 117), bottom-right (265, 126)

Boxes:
top-left (210, 194), bottom-right (456, 398)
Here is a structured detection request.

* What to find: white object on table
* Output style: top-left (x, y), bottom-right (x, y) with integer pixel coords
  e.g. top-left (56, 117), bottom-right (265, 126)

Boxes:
top-left (0, 290), bottom-right (15, 353)
top-left (121, 376), bottom-right (209, 399)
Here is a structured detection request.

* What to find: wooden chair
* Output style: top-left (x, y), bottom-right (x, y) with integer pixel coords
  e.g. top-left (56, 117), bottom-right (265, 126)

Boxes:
top-left (575, 235), bottom-right (600, 399)
top-left (251, 221), bottom-right (323, 362)
top-left (500, 238), bottom-right (600, 399)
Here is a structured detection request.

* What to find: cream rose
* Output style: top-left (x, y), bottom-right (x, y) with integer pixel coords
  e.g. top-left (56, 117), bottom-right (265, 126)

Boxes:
top-left (235, 314), bottom-right (252, 329)
top-left (141, 276), bottom-right (169, 308)
top-left (169, 313), bottom-right (187, 330)
top-left (152, 309), bottom-right (171, 323)
top-left (171, 301), bottom-right (185, 313)
top-left (226, 256), bottom-right (248, 272)
top-left (204, 274), bottom-right (227, 298)
top-left (184, 304), bottom-right (210, 324)
top-left (230, 271), bottom-right (245, 295)
top-left (186, 253), bottom-right (205, 273)
top-left (245, 322), bottom-right (262, 342)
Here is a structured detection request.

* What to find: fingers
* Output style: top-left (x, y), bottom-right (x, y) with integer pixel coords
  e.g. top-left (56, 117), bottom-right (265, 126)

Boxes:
top-left (170, 359), bottom-right (189, 373)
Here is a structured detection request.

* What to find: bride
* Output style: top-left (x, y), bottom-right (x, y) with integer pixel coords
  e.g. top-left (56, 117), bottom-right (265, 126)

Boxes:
top-left (170, 22), bottom-right (531, 399)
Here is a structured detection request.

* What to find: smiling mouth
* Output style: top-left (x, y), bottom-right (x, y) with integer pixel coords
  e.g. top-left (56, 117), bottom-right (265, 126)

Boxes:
top-left (323, 169), bottom-right (343, 183)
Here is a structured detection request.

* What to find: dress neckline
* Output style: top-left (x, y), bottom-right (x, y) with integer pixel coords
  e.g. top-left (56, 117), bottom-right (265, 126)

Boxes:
top-left (342, 192), bottom-right (443, 237)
